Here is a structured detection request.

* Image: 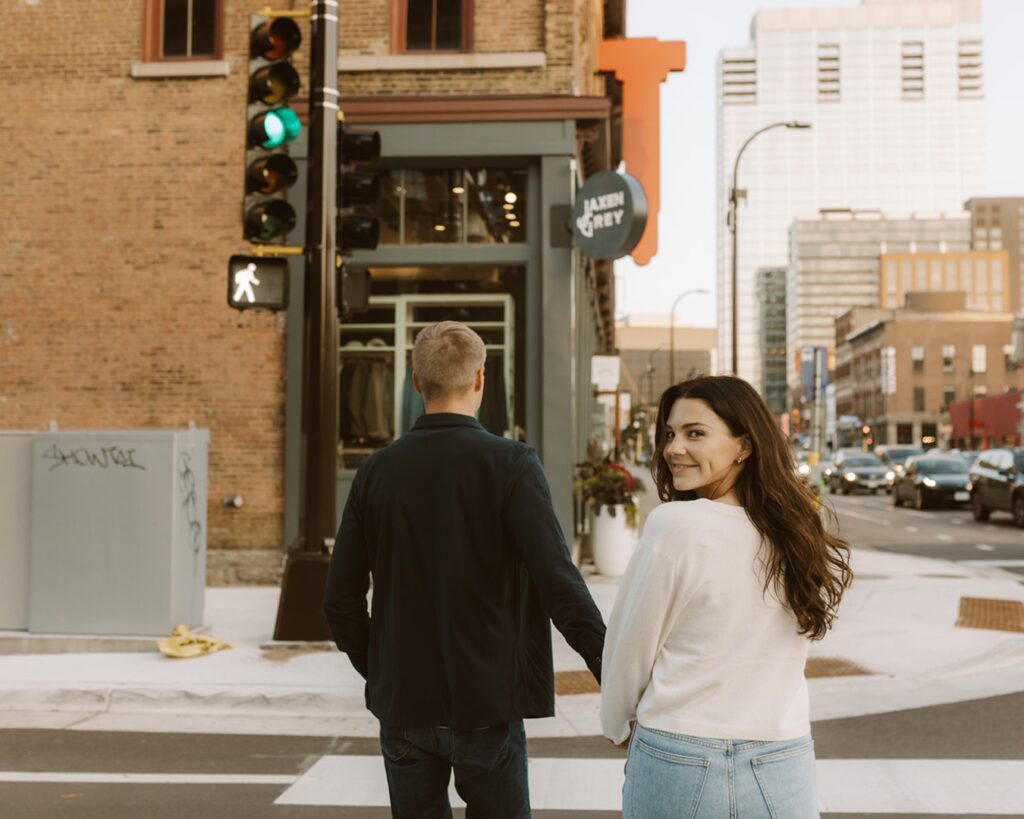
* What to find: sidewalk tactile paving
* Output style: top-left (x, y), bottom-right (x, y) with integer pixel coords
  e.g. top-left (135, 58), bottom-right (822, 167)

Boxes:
top-left (555, 670), bottom-right (600, 695)
top-left (955, 596), bottom-right (1024, 633)
top-left (804, 657), bottom-right (871, 678)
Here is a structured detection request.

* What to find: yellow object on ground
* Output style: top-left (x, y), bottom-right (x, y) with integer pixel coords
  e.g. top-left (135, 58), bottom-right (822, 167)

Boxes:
top-left (157, 625), bottom-right (231, 659)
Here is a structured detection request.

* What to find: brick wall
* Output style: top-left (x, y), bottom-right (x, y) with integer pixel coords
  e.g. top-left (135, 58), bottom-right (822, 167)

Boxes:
top-left (1, 0), bottom-right (603, 583)
top-left (1, 1), bottom-right (289, 578)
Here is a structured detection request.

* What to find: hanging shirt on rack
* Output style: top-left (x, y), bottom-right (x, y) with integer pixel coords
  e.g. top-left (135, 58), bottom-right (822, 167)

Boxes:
top-left (479, 354), bottom-right (509, 436)
top-left (402, 366), bottom-right (425, 434)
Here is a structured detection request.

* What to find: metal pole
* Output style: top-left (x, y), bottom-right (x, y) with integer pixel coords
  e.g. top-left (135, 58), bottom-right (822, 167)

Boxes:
top-left (302, 0), bottom-right (340, 551)
top-left (727, 121), bottom-right (810, 377)
top-left (670, 288), bottom-right (707, 384)
top-left (273, 0), bottom-right (338, 642)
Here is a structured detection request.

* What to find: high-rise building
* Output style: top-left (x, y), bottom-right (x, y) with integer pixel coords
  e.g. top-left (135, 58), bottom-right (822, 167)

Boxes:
top-left (756, 268), bottom-right (788, 415)
top-left (717, 0), bottom-right (985, 385)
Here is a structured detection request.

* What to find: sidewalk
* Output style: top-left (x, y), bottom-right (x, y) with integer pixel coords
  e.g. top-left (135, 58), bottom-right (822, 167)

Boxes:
top-left (0, 547), bottom-right (1022, 738)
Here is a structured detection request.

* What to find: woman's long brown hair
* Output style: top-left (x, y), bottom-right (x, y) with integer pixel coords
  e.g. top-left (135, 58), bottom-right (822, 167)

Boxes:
top-left (651, 375), bottom-right (852, 640)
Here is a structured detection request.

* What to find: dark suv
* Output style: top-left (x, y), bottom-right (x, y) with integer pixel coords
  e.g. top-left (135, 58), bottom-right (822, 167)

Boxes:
top-left (967, 448), bottom-right (1024, 527)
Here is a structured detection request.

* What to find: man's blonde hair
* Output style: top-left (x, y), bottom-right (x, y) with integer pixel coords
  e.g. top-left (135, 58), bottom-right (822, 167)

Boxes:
top-left (412, 321), bottom-right (486, 402)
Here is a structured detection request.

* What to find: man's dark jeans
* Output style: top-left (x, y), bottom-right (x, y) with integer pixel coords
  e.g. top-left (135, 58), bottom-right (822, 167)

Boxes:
top-left (379, 720), bottom-right (530, 819)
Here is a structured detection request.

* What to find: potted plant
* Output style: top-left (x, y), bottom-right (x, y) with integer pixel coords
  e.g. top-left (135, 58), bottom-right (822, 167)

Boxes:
top-left (573, 457), bottom-right (645, 576)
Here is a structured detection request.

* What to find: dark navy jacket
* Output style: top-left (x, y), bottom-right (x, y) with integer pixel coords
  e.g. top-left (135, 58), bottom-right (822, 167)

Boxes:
top-left (324, 412), bottom-right (605, 729)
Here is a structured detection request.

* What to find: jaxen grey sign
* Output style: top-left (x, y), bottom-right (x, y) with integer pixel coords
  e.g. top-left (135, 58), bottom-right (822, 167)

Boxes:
top-left (572, 171), bottom-right (648, 260)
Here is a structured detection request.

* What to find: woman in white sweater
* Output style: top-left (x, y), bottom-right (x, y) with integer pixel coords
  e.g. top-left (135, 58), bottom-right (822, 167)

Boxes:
top-left (601, 375), bottom-right (852, 818)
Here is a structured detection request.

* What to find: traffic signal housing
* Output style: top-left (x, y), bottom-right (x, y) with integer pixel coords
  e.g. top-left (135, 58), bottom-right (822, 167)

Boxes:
top-left (336, 123), bottom-right (381, 252)
top-left (243, 16), bottom-right (303, 244)
top-left (227, 255), bottom-right (289, 311)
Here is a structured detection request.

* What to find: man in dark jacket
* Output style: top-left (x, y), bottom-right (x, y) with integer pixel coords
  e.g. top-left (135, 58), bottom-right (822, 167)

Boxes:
top-left (324, 320), bottom-right (605, 818)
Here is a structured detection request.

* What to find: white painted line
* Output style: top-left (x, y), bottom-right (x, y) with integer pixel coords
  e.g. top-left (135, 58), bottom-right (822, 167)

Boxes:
top-left (837, 508), bottom-right (891, 526)
top-left (0, 772), bottom-right (297, 785)
top-left (273, 756), bottom-right (1024, 813)
top-left (905, 525), bottom-right (919, 533)
top-left (951, 518), bottom-right (965, 525)
top-left (960, 559), bottom-right (1024, 567)
top-left (274, 756), bottom-right (625, 810)
top-left (975, 543), bottom-right (997, 551)
top-left (903, 509), bottom-right (936, 520)
top-left (817, 759), bottom-right (1024, 814)
top-left (936, 533), bottom-right (953, 542)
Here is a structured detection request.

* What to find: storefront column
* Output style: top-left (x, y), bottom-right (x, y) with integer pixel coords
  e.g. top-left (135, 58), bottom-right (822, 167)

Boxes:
top-left (538, 154), bottom-right (576, 539)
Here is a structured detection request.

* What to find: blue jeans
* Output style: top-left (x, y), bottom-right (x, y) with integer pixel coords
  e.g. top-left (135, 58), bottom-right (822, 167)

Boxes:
top-left (379, 721), bottom-right (530, 819)
top-left (623, 724), bottom-right (819, 819)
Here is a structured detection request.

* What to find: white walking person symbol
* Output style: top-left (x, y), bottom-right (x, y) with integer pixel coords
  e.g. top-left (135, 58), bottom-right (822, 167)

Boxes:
top-left (233, 263), bottom-right (261, 304)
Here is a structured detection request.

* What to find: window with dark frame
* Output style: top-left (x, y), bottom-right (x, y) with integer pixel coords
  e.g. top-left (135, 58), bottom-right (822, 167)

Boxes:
top-left (144, 0), bottom-right (222, 62)
top-left (400, 0), bottom-right (471, 53)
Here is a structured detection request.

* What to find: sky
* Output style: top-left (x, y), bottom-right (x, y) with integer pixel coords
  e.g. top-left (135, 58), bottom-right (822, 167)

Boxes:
top-left (615, 0), bottom-right (1024, 328)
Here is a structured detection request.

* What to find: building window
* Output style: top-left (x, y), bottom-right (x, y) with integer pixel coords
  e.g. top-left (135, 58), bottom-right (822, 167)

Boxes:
top-left (1006, 344), bottom-right (1017, 373)
top-left (396, 0), bottom-right (473, 53)
top-left (901, 41), bottom-right (924, 100)
top-left (897, 423), bottom-right (914, 444)
top-left (143, 0), bottom-right (221, 61)
top-left (722, 56), bottom-right (757, 105)
top-left (370, 167), bottom-right (526, 245)
top-left (972, 344), bottom-right (987, 374)
top-left (942, 344), bottom-right (955, 373)
top-left (958, 39), bottom-right (983, 98)
top-left (912, 345), bottom-right (924, 373)
top-left (817, 44), bottom-right (840, 102)
top-left (943, 386), bottom-right (956, 408)
top-left (973, 384), bottom-right (988, 398)
top-left (913, 387), bottom-right (925, 412)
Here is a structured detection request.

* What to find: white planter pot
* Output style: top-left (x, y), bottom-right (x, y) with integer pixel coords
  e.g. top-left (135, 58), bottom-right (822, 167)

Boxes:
top-left (591, 504), bottom-right (638, 577)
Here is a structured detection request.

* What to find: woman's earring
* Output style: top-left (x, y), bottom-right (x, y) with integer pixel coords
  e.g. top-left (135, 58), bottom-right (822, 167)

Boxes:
top-left (735, 457), bottom-right (743, 464)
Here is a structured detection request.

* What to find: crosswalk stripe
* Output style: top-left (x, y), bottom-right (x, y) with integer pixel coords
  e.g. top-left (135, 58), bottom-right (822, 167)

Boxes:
top-left (0, 772), bottom-right (297, 785)
top-left (272, 756), bottom-right (1024, 813)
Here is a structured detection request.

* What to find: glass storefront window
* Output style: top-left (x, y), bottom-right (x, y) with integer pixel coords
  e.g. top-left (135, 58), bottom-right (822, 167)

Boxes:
top-left (358, 167), bottom-right (527, 245)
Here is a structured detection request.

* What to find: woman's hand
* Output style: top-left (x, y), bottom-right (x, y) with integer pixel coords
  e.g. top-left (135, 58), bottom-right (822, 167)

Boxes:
top-left (612, 720), bottom-right (635, 750)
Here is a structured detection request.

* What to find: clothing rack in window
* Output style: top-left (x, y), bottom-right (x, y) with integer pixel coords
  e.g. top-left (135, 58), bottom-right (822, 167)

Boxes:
top-left (338, 294), bottom-right (516, 468)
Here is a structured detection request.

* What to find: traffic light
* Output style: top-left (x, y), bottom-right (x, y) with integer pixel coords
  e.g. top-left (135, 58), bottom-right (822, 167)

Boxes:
top-left (337, 264), bottom-right (371, 319)
top-left (336, 122), bottom-right (381, 252)
top-left (227, 255), bottom-right (289, 311)
top-left (243, 16), bottom-right (303, 244)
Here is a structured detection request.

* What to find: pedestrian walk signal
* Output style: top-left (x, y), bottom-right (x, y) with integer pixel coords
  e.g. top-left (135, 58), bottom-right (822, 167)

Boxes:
top-left (243, 16), bottom-right (303, 244)
top-left (227, 255), bottom-right (289, 312)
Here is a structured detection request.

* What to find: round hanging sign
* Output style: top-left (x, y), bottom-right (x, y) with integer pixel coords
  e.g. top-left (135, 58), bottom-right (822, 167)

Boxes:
top-left (571, 171), bottom-right (648, 260)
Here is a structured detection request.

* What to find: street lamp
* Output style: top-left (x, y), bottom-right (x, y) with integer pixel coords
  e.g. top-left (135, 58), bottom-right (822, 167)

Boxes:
top-left (727, 120), bottom-right (811, 376)
top-left (668, 288), bottom-right (708, 384)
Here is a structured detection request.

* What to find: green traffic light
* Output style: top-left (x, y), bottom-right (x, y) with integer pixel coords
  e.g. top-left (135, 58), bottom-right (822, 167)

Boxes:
top-left (274, 108), bottom-right (301, 144)
top-left (249, 108), bottom-right (301, 149)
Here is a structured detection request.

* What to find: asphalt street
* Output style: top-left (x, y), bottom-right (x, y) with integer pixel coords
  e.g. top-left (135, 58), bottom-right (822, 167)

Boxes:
top-left (824, 490), bottom-right (1024, 576)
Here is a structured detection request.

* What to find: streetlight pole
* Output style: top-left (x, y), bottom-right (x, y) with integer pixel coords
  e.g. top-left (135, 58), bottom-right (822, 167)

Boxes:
top-left (668, 288), bottom-right (708, 384)
top-left (727, 121), bottom-right (811, 376)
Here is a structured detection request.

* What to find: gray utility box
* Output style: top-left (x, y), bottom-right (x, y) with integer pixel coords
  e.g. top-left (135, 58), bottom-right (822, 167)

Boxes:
top-left (29, 429), bottom-right (209, 636)
top-left (0, 432), bottom-right (34, 630)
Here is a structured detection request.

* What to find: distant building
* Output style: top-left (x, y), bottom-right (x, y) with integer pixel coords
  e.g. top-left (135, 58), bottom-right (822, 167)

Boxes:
top-left (834, 293), bottom-right (1023, 448)
top-left (879, 249), bottom-right (1011, 311)
top-left (717, 0), bottom-right (985, 385)
top-left (788, 210), bottom-right (971, 400)
top-left (966, 197), bottom-right (1024, 312)
top-left (757, 268), bottom-right (787, 415)
top-left (616, 317), bottom-right (716, 411)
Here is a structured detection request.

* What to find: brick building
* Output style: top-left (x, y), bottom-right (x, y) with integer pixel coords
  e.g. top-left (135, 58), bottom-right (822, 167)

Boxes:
top-left (3, 0), bottom-right (634, 583)
top-left (834, 293), bottom-right (1023, 449)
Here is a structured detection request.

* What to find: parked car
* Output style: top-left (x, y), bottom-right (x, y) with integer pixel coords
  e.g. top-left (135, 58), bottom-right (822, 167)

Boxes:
top-left (874, 445), bottom-right (925, 492)
top-left (892, 456), bottom-right (970, 510)
top-left (829, 452), bottom-right (889, 495)
top-left (967, 448), bottom-right (1024, 527)
top-left (952, 450), bottom-right (979, 470)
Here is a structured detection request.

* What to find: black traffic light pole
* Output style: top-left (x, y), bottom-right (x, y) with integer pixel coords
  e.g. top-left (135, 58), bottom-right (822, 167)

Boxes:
top-left (274, 0), bottom-right (338, 640)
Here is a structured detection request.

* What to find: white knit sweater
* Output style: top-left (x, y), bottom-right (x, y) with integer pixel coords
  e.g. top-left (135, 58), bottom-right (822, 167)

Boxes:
top-left (600, 499), bottom-right (811, 745)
